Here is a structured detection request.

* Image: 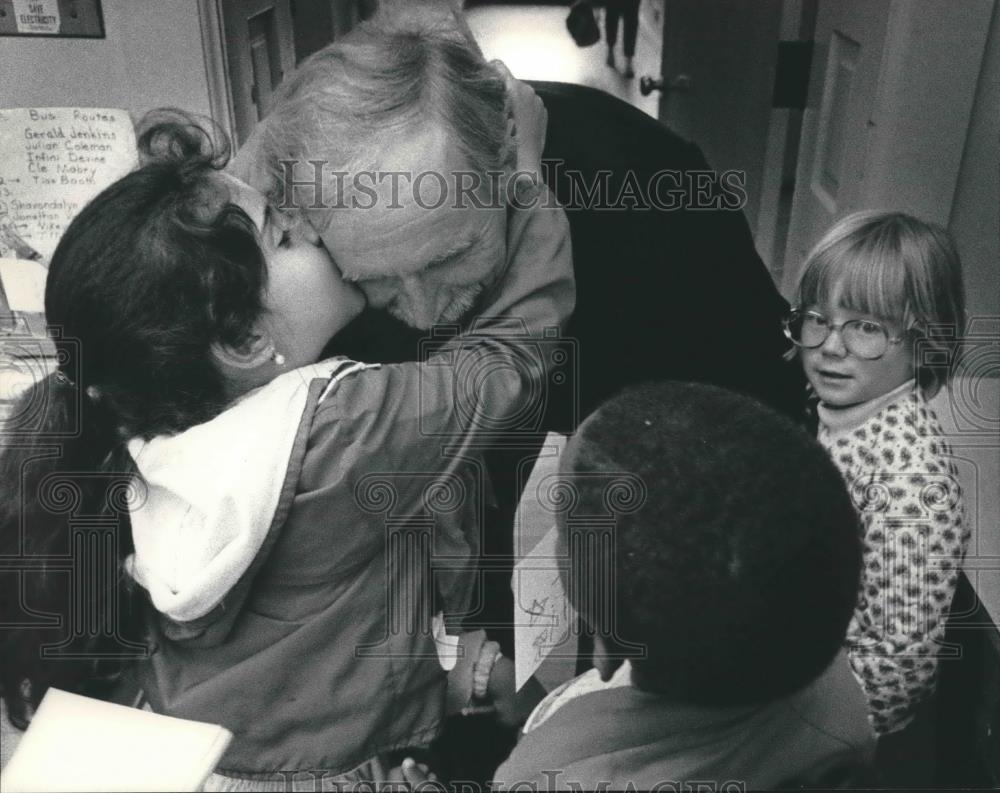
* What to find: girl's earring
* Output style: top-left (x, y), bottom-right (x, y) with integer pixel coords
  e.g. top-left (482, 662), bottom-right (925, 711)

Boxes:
top-left (273, 351), bottom-right (286, 367)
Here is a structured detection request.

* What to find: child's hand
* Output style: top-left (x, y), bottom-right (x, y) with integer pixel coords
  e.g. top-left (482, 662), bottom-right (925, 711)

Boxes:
top-left (386, 757), bottom-right (438, 787)
top-left (492, 60), bottom-right (547, 202)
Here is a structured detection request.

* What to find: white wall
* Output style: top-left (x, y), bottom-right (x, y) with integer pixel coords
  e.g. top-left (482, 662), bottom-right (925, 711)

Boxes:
top-left (0, 0), bottom-right (211, 121)
top-left (950, 0), bottom-right (1000, 322)
top-left (938, 0), bottom-right (1000, 629)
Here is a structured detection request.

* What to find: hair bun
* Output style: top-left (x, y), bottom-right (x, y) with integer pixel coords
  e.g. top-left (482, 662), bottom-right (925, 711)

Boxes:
top-left (135, 109), bottom-right (231, 170)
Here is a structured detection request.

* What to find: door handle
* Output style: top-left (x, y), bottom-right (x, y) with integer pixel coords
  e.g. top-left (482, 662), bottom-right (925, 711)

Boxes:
top-left (639, 73), bottom-right (693, 97)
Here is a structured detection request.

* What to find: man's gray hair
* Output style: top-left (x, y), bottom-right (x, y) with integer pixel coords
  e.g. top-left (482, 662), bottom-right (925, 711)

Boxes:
top-left (256, 10), bottom-right (512, 202)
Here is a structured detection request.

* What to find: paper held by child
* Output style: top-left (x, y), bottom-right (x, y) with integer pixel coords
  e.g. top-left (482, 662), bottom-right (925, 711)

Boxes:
top-left (513, 433), bottom-right (579, 693)
top-left (512, 524), bottom-right (577, 692)
top-left (0, 688), bottom-right (232, 792)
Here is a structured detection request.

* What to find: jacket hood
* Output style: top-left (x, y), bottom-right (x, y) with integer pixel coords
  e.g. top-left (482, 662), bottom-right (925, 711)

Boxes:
top-left (124, 360), bottom-right (367, 623)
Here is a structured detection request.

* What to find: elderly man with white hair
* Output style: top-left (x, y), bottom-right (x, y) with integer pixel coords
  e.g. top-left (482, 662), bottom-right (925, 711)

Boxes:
top-left (230, 6), bottom-right (573, 338)
top-left (229, 9), bottom-right (578, 708)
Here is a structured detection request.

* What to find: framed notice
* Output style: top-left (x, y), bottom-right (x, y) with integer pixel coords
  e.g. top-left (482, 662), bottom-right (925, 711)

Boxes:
top-left (0, 0), bottom-right (105, 38)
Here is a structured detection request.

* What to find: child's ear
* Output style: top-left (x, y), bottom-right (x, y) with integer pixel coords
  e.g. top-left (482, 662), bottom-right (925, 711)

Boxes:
top-left (210, 329), bottom-right (274, 371)
top-left (592, 634), bottom-right (625, 683)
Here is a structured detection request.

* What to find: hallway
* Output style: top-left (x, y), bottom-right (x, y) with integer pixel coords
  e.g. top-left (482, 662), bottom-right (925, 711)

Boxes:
top-left (465, 2), bottom-right (663, 117)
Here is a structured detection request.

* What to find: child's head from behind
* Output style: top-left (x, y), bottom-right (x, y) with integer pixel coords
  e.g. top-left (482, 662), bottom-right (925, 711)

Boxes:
top-left (0, 117), bottom-right (364, 724)
top-left (790, 211), bottom-right (965, 406)
top-left (45, 113), bottom-right (363, 438)
top-left (559, 382), bottom-right (861, 706)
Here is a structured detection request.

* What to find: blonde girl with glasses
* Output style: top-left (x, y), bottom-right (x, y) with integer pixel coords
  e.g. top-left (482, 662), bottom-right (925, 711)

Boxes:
top-left (785, 210), bottom-right (969, 776)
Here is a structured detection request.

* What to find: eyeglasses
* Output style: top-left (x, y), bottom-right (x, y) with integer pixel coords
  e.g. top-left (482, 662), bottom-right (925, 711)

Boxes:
top-left (783, 310), bottom-right (908, 360)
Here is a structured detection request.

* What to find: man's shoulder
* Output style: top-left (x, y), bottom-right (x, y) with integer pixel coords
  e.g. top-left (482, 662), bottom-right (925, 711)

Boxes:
top-left (505, 182), bottom-right (570, 256)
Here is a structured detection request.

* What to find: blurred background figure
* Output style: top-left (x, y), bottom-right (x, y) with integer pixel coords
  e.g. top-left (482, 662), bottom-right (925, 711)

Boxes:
top-left (604, 0), bottom-right (642, 77)
top-left (466, 1), bottom-right (662, 116)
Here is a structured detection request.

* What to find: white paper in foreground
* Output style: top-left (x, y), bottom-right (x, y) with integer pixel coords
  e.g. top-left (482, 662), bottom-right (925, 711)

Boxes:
top-left (0, 688), bottom-right (232, 792)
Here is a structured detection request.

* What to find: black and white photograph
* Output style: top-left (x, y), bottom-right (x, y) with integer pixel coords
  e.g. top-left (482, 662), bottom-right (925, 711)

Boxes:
top-left (0, 0), bottom-right (998, 790)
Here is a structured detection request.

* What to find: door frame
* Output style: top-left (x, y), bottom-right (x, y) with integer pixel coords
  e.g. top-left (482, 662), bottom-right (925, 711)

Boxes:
top-left (197, 0), bottom-right (237, 145)
top-left (780, 0), bottom-right (993, 297)
top-left (753, 0), bottom-right (816, 286)
top-left (197, 0), bottom-right (305, 146)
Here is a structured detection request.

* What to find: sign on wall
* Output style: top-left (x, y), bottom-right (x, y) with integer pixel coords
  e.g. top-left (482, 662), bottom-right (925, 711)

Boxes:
top-left (0, 0), bottom-right (104, 38)
top-left (0, 107), bottom-right (137, 260)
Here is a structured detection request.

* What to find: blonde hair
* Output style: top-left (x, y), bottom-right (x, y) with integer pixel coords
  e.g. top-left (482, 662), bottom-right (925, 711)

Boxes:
top-left (792, 211), bottom-right (966, 395)
top-left (255, 10), bottom-right (511, 205)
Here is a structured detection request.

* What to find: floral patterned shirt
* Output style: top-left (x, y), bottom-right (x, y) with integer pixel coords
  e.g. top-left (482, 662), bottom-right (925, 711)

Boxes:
top-left (818, 384), bottom-right (968, 735)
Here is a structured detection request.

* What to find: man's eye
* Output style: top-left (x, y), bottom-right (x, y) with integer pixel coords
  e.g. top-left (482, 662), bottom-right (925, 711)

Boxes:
top-left (858, 321), bottom-right (883, 335)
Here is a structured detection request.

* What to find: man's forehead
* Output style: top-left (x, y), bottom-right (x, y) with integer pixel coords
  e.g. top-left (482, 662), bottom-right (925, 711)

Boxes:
top-left (313, 119), bottom-right (507, 279)
top-left (322, 205), bottom-right (491, 280)
top-left (375, 120), bottom-right (453, 172)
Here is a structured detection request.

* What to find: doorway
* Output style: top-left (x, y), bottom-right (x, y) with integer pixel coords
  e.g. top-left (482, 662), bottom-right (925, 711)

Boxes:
top-left (201, 0), bottom-right (372, 146)
top-left (465, 2), bottom-right (664, 118)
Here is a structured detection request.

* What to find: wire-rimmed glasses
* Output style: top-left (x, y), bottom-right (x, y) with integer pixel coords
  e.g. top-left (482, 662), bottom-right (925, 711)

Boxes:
top-left (783, 310), bottom-right (908, 360)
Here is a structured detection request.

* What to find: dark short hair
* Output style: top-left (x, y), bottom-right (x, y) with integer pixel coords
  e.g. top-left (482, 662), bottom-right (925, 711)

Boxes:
top-left (561, 381), bottom-right (861, 705)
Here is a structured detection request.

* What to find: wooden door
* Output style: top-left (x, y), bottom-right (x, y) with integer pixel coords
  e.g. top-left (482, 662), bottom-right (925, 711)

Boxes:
top-left (781, 0), bottom-right (993, 296)
top-left (221, 0), bottom-right (296, 145)
top-left (658, 0), bottom-right (784, 234)
top-left (780, 0), bottom-right (891, 294)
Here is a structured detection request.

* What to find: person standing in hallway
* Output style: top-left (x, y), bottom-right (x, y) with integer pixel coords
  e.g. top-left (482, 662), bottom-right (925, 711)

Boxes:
top-left (605, 0), bottom-right (641, 78)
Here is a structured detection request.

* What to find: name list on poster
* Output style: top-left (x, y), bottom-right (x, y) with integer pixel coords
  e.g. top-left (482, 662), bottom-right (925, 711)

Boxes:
top-left (0, 108), bottom-right (138, 260)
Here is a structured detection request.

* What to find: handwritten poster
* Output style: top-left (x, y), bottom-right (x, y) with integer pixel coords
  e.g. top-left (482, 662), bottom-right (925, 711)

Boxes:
top-left (0, 108), bottom-right (138, 260)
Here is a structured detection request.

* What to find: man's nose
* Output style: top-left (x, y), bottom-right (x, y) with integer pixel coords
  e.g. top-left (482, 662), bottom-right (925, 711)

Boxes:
top-left (400, 275), bottom-right (437, 328)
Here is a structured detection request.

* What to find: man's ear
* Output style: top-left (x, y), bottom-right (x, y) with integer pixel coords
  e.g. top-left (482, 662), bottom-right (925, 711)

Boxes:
top-left (497, 83), bottom-right (518, 177)
top-left (593, 634), bottom-right (625, 683)
top-left (210, 329), bottom-right (274, 372)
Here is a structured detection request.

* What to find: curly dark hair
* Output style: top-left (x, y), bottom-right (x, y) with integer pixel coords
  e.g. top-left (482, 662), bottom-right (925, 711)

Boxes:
top-left (561, 381), bottom-right (861, 705)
